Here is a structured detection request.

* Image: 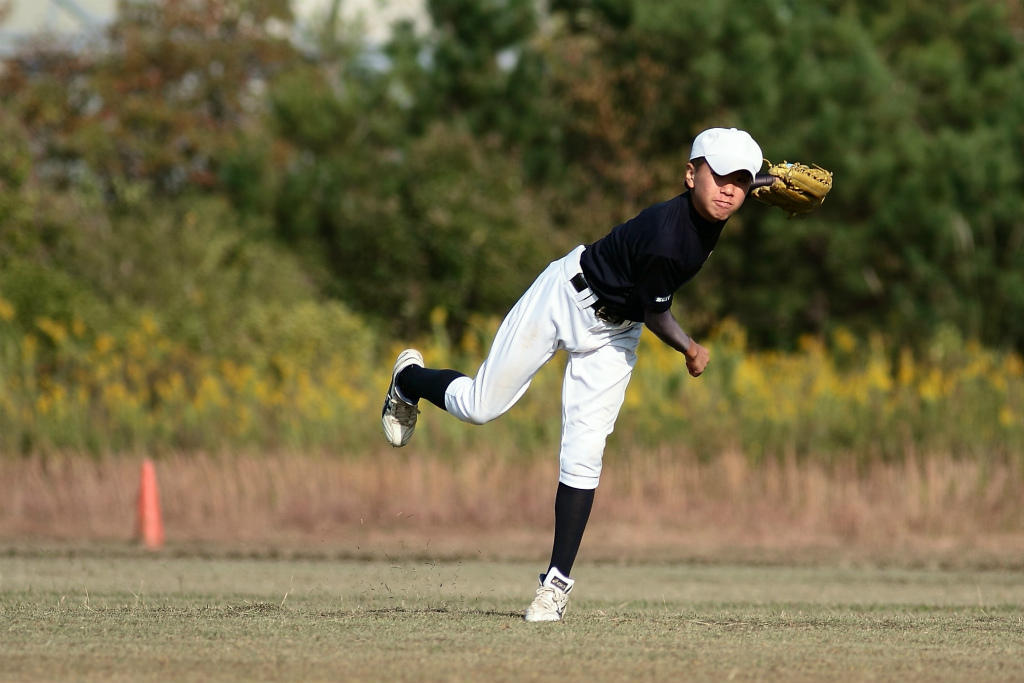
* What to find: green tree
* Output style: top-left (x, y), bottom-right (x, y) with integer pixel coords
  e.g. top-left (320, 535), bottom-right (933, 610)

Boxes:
top-left (268, 64), bottom-right (562, 337)
top-left (538, 0), bottom-right (1024, 350)
top-left (5, 0), bottom-right (1023, 353)
top-left (0, 0), bottom-right (295, 200)
top-left (387, 0), bottom-right (545, 145)
top-left (0, 0), bottom-right (336, 361)
top-left (265, 0), bottom-right (570, 337)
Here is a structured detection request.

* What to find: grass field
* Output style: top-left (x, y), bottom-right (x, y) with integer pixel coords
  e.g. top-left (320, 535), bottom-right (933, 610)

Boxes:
top-left (2, 550), bottom-right (1023, 683)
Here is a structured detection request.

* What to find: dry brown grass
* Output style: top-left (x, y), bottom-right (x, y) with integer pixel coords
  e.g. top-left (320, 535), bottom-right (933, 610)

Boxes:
top-left (2, 448), bottom-right (1023, 565)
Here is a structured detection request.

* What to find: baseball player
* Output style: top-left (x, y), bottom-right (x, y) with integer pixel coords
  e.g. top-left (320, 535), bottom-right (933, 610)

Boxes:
top-left (382, 128), bottom-right (769, 622)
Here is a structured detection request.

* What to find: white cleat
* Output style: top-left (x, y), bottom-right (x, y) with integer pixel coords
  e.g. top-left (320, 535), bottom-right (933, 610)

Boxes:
top-left (524, 567), bottom-right (574, 622)
top-left (381, 349), bottom-right (424, 447)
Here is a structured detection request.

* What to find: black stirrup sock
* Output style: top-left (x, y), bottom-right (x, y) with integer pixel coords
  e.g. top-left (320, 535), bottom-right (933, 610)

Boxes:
top-left (397, 366), bottom-right (465, 411)
top-left (547, 482), bottom-right (595, 577)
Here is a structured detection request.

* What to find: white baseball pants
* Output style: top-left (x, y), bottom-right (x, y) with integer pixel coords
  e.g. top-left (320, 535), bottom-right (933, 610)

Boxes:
top-left (444, 245), bottom-right (643, 489)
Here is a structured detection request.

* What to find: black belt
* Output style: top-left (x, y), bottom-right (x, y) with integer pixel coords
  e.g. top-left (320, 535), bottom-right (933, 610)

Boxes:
top-left (571, 273), bottom-right (627, 325)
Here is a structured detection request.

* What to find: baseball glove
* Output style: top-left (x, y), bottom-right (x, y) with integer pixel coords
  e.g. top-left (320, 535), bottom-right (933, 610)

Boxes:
top-left (750, 160), bottom-right (833, 217)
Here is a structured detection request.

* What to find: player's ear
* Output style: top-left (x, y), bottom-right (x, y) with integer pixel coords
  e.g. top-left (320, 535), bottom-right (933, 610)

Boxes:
top-left (684, 162), bottom-right (697, 189)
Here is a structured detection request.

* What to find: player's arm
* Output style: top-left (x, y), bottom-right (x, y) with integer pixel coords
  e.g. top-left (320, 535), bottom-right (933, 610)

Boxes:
top-left (643, 308), bottom-right (710, 377)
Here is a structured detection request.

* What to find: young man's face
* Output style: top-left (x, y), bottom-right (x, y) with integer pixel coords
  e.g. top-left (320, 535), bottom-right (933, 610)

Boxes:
top-left (685, 161), bottom-right (752, 222)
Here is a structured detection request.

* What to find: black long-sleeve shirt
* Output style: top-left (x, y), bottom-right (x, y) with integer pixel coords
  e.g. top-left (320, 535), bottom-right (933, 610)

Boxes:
top-left (579, 191), bottom-right (727, 322)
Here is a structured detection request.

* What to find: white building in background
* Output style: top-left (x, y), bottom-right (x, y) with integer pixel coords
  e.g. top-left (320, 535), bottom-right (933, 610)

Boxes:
top-left (0, 0), bottom-right (114, 52)
top-left (293, 0), bottom-right (428, 43)
top-left (0, 0), bottom-right (428, 53)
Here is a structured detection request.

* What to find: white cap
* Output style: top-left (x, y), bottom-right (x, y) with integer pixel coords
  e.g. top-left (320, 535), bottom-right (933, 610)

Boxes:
top-left (689, 128), bottom-right (763, 178)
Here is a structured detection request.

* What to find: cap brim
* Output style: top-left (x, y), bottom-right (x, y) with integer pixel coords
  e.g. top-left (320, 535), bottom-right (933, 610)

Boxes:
top-left (704, 154), bottom-right (757, 178)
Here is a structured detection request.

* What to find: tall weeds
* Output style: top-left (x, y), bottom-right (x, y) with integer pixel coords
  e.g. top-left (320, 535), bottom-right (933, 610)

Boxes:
top-left (2, 449), bottom-right (1022, 556)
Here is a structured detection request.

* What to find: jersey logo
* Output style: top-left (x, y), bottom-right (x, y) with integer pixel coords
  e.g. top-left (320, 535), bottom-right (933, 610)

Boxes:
top-left (654, 295), bottom-right (671, 303)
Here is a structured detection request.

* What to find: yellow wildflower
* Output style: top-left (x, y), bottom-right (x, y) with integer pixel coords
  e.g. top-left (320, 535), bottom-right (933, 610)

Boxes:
top-left (0, 296), bottom-right (15, 322)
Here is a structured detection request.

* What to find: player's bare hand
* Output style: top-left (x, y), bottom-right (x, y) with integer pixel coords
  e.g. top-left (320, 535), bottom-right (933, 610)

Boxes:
top-left (685, 341), bottom-right (710, 377)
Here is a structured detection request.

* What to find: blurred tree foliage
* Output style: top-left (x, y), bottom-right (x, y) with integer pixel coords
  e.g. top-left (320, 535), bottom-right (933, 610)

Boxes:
top-left (540, 0), bottom-right (1024, 348)
top-left (0, 0), bottom-right (324, 364)
top-left (265, 0), bottom-right (569, 338)
top-left (1, 0), bottom-right (1023, 351)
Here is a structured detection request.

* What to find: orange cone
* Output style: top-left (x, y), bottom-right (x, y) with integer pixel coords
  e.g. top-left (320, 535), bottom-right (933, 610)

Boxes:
top-left (136, 459), bottom-right (165, 549)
